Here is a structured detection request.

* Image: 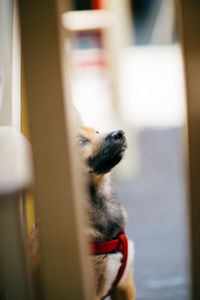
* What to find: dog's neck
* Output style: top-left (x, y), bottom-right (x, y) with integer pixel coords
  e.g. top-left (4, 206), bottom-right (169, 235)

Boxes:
top-left (88, 173), bottom-right (126, 242)
top-left (89, 173), bottom-right (112, 203)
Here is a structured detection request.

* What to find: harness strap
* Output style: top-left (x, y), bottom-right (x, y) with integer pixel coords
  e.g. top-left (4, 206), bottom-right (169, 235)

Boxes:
top-left (89, 230), bottom-right (128, 299)
top-left (89, 237), bottom-right (122, 255)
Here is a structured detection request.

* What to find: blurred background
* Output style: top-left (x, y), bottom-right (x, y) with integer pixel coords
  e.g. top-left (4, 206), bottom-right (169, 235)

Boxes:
top-left (64, 0), bottom-right (189, 299)
top-left (0, 0), bottom-right (191, 299)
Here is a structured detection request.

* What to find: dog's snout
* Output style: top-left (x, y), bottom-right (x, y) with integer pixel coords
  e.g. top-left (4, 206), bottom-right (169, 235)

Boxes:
top-left (106, 130), bottom-right (125, 141)
top-left (111, 130), bottom-right (124, 140)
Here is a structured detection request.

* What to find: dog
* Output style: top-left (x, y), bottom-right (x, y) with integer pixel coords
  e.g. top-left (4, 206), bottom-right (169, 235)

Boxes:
top-left (77, 126), bottom-right (135, 299)
top-left (26, 126), bottom-right (135, 300)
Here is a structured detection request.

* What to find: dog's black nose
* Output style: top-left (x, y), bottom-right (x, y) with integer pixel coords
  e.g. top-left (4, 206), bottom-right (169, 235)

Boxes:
top-left (110, 130), bottom-right (124, 140)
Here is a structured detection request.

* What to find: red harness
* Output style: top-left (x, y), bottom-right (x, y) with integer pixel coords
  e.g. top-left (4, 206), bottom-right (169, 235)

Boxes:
top-left (89, 229), bottom-right (128, 299)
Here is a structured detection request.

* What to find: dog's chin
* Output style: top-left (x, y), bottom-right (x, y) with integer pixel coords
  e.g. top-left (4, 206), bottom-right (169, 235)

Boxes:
top-left (89, 141), bottom-right (127, 175)
top-left (114, 143), bottom-right (126, 160)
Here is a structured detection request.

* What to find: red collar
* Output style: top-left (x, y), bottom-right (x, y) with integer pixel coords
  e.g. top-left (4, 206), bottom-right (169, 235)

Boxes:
top-left (89, 229), bottom-right (128, 298)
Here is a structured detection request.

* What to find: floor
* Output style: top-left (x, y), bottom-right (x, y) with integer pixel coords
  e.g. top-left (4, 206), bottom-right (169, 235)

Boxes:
top-left (114, 127), bottom-right (190, 300)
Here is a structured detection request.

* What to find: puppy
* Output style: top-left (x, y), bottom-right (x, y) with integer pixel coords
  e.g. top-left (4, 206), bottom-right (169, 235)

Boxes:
top-left (26, 126), bottom-right (135, 300)
top-left (77, 126), bottom-right (135, 299)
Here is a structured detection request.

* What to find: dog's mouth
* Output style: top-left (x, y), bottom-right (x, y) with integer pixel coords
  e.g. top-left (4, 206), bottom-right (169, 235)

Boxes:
top-left (88, 130), bottom-right (127, 174)
top-left (111, 139), bottom-right (127, 158)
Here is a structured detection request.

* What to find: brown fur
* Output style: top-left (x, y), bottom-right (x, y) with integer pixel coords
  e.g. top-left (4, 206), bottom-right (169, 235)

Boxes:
top-left (26, 126), bottom-right (135, 299)
top-left (26, 225), bottom-right (42, 299)
top-left (110, 267), bottom-right (135, 300)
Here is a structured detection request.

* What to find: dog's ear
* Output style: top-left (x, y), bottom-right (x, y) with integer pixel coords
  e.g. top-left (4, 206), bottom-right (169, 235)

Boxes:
top-left (72, 104), bottom-right (83, 125)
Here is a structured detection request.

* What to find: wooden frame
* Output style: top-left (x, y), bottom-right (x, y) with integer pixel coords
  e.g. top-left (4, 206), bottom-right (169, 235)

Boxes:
top-left (0, 127), bottom-right (33, 300)
top-left (178, 0), bottom-right (200, 299)
top-left (0, 0), bottom-right (13, 126)
top-left (18, 1), bottom-right (93, 299)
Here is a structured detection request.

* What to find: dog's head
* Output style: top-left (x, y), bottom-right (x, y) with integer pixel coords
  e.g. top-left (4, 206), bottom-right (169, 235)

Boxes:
top-left (76, 126), bottom-right (127, 175)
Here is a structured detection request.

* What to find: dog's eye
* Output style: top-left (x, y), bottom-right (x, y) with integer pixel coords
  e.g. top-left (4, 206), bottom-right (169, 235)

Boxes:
top-left (77, 138), bottom-right (88, 146)
top-left (96, 131), bottom-right (99, 134)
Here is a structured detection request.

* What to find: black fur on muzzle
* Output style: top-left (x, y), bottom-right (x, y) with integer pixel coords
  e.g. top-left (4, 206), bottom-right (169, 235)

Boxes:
top-left (88, 130), bottom-right (127, 174)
